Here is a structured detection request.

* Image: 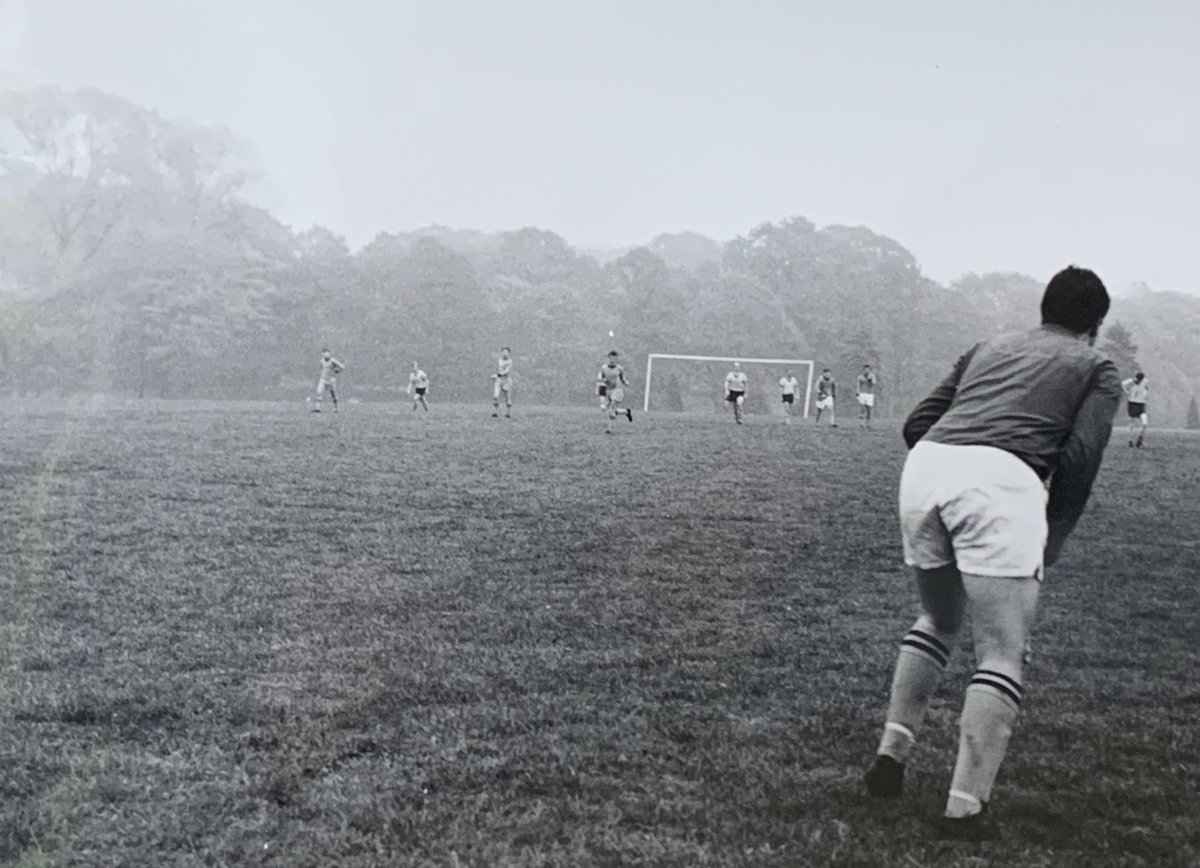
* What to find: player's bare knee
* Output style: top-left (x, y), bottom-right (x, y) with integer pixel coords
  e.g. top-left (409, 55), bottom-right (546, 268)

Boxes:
top-left (913, 612), bottom-right (960, 642)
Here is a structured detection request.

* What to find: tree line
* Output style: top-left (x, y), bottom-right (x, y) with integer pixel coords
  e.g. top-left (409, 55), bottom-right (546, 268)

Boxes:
top-left (1, 86), bottom-right (1198, 425)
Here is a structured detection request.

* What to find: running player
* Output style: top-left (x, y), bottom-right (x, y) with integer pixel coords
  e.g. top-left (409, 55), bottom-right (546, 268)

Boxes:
top-left (597, 350), bottom-right (634, 433)
top-left (313, 348), bottom-right (345, 413)
top-left (857, 364), bottom-right (878, 428)
top-left (863, 266), bottom-right (1122, 840)
top-left (1121, 372), bottom-right (1148, 447)
top-left (724, 362), bottom-right (748, 424)
top-left (492, 347), bottom-right (514, 418)
top-left (813, 368), bottom-right (837, 426)
top-left (408, 362), bottom-right (430, 412)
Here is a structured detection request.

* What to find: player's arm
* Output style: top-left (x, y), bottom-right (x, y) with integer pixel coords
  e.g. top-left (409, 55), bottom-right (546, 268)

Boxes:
top-left (1044, 361), bottom-right (1123, 565)
top-left (902, 345), bottom-right (979, 448)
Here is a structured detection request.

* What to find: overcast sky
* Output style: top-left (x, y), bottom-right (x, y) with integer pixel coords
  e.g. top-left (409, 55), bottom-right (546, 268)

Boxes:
top-left (2, 0), bottom-right (1197, 292)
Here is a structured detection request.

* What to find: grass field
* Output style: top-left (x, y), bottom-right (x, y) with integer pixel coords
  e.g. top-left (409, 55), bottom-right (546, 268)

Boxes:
top-left (1, 401), bottom-right (1197, 867)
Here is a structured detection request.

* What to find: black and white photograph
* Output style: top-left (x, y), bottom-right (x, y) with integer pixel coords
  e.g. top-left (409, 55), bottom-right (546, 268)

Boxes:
top-left (1, 1), bottom-right (1197, 865)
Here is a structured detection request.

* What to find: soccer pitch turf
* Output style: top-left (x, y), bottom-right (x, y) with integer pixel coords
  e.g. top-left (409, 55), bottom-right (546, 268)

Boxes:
top-left (1, 401), bottom-right (1197, 867)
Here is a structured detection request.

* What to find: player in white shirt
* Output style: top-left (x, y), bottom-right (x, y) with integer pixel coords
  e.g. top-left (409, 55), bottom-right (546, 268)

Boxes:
top-left (313, 348), bottom-right (345, 413)
top-left (597, 351), bottom-right (634, 433)
top-left (779, 370), bottom-right (801, 424)
top-left (1121, 372), bottom-right (1149, 447)
top-left (724, 362), bottom-right (748, 424)
top-left (492, 347), bottom-right (514, 418)
top-left (408, 362), bottom-right (430, 412)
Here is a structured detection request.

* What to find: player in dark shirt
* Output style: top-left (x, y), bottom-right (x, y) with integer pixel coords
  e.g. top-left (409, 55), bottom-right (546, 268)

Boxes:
top-left (864, 266), bottom-right (1122, 840)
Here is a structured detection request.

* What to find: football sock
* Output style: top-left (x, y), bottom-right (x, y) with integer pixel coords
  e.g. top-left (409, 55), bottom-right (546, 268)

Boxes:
top-left (878, 624), bottom-right (955, 762)
top-left (945, 670), bottom-right (1022, 817)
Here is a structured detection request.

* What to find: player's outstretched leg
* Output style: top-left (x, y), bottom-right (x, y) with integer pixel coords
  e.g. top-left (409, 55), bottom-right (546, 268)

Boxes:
top-left (626, 406), bottom-right (633, 423)
top-left (867, 565), bottom-right (964, 799)
top-left (329, 387), bottom-right (338, 413)
top-left (937, 572), bottom-right (1039, 841)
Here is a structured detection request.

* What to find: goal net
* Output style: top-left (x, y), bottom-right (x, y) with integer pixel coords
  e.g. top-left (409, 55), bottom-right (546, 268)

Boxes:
top-left (642, 354), bottom-right (815, 417)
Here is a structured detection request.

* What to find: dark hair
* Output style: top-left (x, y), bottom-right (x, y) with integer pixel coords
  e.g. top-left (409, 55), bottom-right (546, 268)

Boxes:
top-left (501, 346), bottom-right (511, 352)
top-left (1041, 266), bottom-right (1110, 334)
top-left (607, 350), bottom-right (619, 358)
top-left (822, 368), bottom-right (831, 373)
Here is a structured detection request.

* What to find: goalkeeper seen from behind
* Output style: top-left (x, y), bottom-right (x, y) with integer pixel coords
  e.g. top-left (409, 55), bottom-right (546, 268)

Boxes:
top-left (863, 265), bottom-right (1123, 840)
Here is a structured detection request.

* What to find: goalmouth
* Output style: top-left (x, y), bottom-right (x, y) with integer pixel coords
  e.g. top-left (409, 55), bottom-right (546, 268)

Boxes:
top-left (643, 354), bottom-right (816, 416)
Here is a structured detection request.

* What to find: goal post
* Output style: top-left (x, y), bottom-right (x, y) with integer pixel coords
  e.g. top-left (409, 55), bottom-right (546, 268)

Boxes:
top-left (642, 354), bottom-right (816, 416)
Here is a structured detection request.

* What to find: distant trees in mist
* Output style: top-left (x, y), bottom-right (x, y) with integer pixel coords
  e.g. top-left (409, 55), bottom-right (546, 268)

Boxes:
top-left (2, 86), bottom-right (1199, 424)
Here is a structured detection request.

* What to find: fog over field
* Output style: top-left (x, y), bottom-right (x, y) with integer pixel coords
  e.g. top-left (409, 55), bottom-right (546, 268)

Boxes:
top-left (2, 2), bottom-right (1198, 418)
top-left (3, 1), bottom-right (1199, 286)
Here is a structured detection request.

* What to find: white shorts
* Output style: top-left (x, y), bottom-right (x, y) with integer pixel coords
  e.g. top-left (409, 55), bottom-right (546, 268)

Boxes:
top-left (815, 396), bottom-right (834, 410)
top-left (857, 393), bottom-right (875, 408)
top-left (606, 387), bottom-right (625, 405)
top-left (899, 441), bottom-right (1048, 579)
top-left (317, 379), bottom-right (336, 395)
top-left (493, 377), bottom-right (512, 399)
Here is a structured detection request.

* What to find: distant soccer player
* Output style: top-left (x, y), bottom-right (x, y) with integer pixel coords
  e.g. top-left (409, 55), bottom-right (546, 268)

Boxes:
top-left (864, 266), bottom-right (1122, 840)
top-left (857, 364), bottom-right (878, 428)
top-left (408, 362), bottom-right (430, 412)
top-left (813, 368), bottom-right (837, 426)
top-left (724, 362), bottom-right (748, 424)
top-left (597, 351), bottom-right (634, 433)
top-left (1121, 372), bottom-right (1148, 447)
top-left (313, 348), bottom-right (345, 413)
top-left (779, 369), bottom-right (801, 424)
top-left (492, 347), bottom-right (514, 418)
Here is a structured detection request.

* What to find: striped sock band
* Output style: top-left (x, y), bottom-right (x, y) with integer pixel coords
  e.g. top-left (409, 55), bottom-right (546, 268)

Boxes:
top-left (900, 628), bottom-right (951, 667)
top-left (969, 669), bottom-right (1023, 709)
